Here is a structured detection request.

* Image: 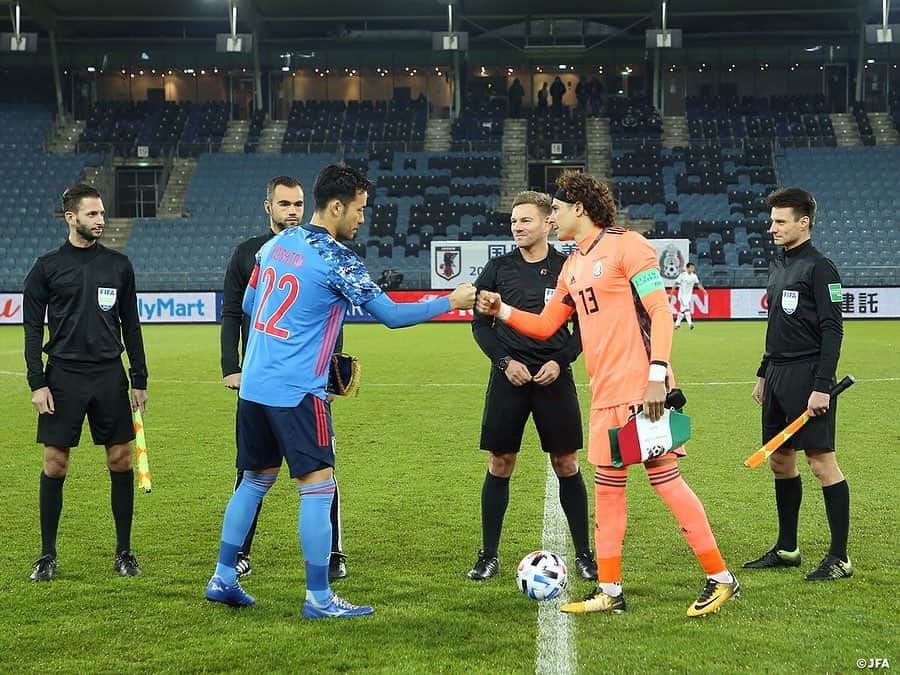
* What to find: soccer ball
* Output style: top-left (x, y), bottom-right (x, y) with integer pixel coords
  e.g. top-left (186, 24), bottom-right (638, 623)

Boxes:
top-left (516, 550), bottom-right (568, 600)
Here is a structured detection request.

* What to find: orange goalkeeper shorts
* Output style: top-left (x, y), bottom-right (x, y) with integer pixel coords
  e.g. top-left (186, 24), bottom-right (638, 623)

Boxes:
top-left (588, 400), bottom-right (686, 467)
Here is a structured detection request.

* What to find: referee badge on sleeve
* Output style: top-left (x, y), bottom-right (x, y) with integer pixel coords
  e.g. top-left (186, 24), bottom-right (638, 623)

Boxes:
top-left (98, 287), bottom-right (117, 311)
top-left (828, 283), bottom-right (842, 302)
top-left (781, 290), bottom-right (799, 315)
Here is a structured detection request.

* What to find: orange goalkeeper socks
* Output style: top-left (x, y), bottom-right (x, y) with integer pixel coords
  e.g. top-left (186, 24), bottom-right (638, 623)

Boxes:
top-left (593, 468), bottom-right (627, 583)
top-left (647, 462), bottom-right (726, 576)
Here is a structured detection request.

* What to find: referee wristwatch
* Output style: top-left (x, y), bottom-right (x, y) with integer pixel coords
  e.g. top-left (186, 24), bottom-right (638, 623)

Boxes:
top-left (496, 356), bottom-right (511, 372)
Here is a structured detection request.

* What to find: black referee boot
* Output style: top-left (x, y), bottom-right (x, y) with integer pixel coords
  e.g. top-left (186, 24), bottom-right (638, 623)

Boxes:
top-left (329, 552), bottom-right (347, 582)
top-left (467, 550), bottom-right (499, 580)
top-left (742, 547), bottom-right (800, 569)
top-left (574, 551), bottom-right (598, 581)
top-left (114, 550), bottom-right (142, 577)
top-left (30, 555), bottom-right (57, 582)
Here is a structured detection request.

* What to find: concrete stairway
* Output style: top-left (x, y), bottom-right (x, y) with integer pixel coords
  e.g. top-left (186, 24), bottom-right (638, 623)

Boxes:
top-left (586, 117), bottom-right (612, 183)
top-left (830, 113), bottom-right (861, 146)
top-left (662, 116), bottom-right (689, 149)
top-left (102, 218), bottom-right (134, 252)
top-left (46, 117), bottom-right (86, 153)
top-left (869, 112), bottom-right (899, 145)
top-left (499, 119), bottom-right (527, 208)
top-left (220, 120), bottom-right (249, 153)
top-left (81, 163), bottom-right (115, 210)
top-left (424, 118), bottom-right (451, 152)
top-left (258, 120), bottom-right (287, 153)
top-left (157, 158), bottom-right (197, 217)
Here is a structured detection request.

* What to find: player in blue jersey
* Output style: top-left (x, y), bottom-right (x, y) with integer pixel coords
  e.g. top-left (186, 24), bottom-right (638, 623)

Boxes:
top-left (205, 163), bottom-right (476, 618)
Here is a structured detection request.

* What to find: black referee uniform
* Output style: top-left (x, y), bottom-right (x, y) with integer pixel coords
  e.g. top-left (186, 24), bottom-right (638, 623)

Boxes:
top-left (23, 239), bottom-right (147, 573)
top-left (469, 244), bottom-right (594, 580)
top-left (746, 237), bottom-right (852, 577)
top-left (758, 239), bottom-right (842, 451)
top-left (24, 240), bottom-right (147, 447)
top-left (473, 247), bottom-right (583, 453)
top-left (221, 230), bottom-right (346, 577)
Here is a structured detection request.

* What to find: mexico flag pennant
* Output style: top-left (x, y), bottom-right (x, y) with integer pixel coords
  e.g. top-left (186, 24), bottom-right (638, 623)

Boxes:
top-left (609, 409), bottom-right (691, 468)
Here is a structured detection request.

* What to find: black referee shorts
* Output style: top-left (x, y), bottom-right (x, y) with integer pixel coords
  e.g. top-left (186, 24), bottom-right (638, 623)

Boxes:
top-left (762, 359), bottom-right (837, 452)
top-left (37, 360), bottom-right (135, 448)
top-left (480, 364), bottom-right (583, 454)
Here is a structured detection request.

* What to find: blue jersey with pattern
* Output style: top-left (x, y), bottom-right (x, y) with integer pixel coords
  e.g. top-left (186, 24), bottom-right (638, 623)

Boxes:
top-left (239, 225), bottom-right (383, 406)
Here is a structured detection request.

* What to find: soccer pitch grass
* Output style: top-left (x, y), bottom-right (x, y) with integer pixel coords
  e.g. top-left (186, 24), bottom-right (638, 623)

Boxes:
top-left (1, 320), bottom-right (897, 673)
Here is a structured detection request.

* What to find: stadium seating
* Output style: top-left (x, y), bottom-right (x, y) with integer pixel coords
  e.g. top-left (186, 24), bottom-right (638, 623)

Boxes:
top-left (685, 95), bottom-right (836, 147)
top-left (528, 108), bottom-right (586, 159)
top-left (282, 99), bottom-right (427, 153)
top-left (776, 146), bottom-right (900, 285)
top-left (4, 94), bottom-right (899, 292)
top-left (0, 105), bottom-right (101, 291)
top-left (619, 133), bottom-right (779, 283)
top-left (125, 153), bottom-right (339, 290)
top-left (452, 98), bottom-right (506, 151)
top-left (123, 149), bottom-right (502, 289)
top-left (79, 101), bottom-right (228, 157)
top-left (606, 97), bottom-right (662, 144)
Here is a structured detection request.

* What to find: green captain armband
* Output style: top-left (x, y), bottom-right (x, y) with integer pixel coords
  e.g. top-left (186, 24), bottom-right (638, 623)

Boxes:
top-left (631, 268), bottom-right (665, 298)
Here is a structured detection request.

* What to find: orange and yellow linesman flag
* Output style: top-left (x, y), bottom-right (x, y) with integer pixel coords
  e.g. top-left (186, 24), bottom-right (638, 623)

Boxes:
top-left (744, 412), bottom-right (810, 468)
top-left (133, 409), bottom-right (152, 493)
top-left (744, 375), bottom-right (855, 469)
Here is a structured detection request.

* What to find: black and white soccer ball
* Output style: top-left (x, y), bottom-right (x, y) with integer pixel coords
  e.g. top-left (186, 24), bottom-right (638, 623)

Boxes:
top-left (516, 550), bottom-right (568, 600)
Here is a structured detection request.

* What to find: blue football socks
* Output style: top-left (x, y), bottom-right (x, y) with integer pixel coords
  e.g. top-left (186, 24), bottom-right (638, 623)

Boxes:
top-left (298, 478), bottom-right (336, 606)
top-left (214, 471), bottom-right (277, 584)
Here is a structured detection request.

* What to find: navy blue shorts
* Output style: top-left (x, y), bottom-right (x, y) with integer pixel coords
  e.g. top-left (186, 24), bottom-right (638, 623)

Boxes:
top-left (237, 394), bottom-right (335, 478)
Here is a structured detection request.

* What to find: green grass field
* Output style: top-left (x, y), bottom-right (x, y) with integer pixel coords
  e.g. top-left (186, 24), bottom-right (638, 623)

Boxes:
top-left (1, 321), bottom-right (897, 673)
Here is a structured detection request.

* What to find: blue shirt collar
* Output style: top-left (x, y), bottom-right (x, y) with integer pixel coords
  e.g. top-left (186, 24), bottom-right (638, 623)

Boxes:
top-left (303, 223), bottom-right (330, 235)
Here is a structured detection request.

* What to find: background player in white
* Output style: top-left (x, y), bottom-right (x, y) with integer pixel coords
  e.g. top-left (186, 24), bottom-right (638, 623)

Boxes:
top-left (671, 262), bottom-right (706, 330)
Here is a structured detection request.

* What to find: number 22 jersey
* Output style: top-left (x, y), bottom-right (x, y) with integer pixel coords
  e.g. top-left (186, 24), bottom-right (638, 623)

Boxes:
top-left (239, 224), bottom-right (382, 407)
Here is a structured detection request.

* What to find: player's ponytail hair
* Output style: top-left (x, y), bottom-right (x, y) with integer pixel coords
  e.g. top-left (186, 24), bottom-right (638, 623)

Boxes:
top-left (554, 170), bottom-right (616, 228)
top-left (767, 186), bottom-right (817, 230)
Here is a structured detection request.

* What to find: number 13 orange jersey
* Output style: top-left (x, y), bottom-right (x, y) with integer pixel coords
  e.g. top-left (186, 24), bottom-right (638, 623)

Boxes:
top-left (553, 227), bottom-right (672, 408)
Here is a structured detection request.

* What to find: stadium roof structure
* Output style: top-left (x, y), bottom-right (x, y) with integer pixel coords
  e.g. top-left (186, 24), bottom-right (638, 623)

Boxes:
top-left (2, 0), bottom-right (882, 48)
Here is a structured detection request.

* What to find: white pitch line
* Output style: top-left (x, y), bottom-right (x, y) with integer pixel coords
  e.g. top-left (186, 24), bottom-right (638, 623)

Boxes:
top-left (535, 457), bottom-right (576, 675)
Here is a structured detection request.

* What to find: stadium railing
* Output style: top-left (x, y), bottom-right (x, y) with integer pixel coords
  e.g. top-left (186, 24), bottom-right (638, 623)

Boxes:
top-left (450, 140), bottom-right (504, 153)
top-left (280, 140), bottom-right (427, 154)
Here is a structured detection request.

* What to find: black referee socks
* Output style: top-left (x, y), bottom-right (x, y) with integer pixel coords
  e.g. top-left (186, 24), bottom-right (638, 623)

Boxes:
top-left (774, 475), bottom-right (802, 552)
top-left (109, 469), bottom-right (134, 554)
top-left (39, 471), bottom-right (65, 558)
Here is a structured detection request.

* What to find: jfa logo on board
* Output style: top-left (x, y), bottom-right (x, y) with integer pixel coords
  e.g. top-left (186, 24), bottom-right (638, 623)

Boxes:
top-left (434, 246), bottom-right (461, 281)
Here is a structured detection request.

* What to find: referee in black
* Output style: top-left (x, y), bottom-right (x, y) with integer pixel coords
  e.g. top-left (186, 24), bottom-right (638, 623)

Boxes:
top-left (23, 183), bottom-right (148, 582)
top-left (468, 190), bottom-right (596, 582)
top-left (744, 186), bottom-right (852, 581)
top-left (221, 174), bottom-right (348, 582)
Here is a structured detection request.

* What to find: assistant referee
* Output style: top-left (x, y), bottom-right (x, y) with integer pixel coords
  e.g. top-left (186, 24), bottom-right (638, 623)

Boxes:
top-left (23, 183), bottom-right (148, 582)
top-left (467, 190), bottom-right (596, 582)
top-left (745, 186), bottom-right (852, 581)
